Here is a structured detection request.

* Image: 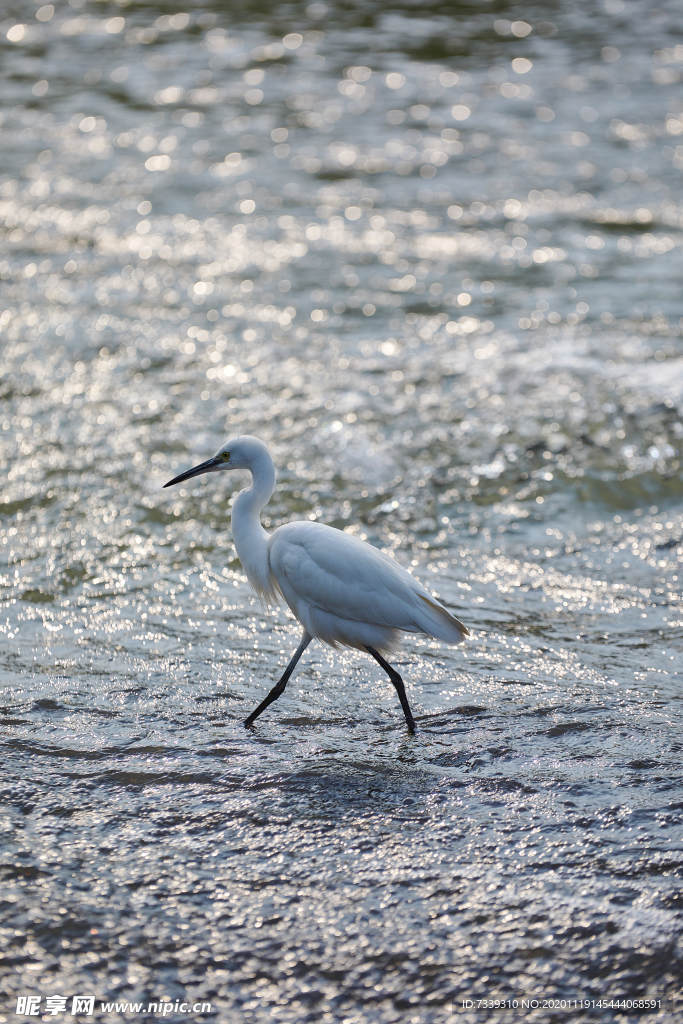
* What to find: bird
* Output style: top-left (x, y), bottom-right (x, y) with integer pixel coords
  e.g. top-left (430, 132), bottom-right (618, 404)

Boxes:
top-left (164, 435), bottom-right (468, 733)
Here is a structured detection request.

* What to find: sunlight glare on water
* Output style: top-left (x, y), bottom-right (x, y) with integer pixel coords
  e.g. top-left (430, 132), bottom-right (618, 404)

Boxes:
top-left (1, 1), bottom-right (681, 1020)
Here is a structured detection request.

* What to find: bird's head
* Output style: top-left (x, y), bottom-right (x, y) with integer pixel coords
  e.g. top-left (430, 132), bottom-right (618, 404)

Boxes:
top-left (163, 435), bottom-right (270, 488)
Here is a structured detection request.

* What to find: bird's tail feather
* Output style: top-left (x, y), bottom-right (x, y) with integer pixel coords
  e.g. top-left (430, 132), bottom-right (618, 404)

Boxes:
top-left (415, 593), bottom-right (469, 644)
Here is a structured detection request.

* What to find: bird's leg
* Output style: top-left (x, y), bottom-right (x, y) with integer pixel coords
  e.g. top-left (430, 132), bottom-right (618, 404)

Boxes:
top-left (244, 632), bottom-right (312, 727)
top-left (366, 647), bottom-right (416, 734)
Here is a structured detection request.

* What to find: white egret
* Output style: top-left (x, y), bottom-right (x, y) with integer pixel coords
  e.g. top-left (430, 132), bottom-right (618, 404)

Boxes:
top-left (164, 436), bottom-right (468, 732)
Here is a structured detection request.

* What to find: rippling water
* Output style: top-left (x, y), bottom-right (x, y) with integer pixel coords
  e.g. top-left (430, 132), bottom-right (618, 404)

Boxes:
top-left (1, 1), bottom-right (681, 1021)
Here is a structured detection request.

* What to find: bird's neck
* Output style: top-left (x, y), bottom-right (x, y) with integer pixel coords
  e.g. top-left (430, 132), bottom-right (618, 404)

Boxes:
top-left (231, 449), bottom-right (276, 600)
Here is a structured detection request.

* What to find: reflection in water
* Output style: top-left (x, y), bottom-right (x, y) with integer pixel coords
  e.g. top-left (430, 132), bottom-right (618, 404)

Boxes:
top-left (1, 0), bottom-right (681, 1020)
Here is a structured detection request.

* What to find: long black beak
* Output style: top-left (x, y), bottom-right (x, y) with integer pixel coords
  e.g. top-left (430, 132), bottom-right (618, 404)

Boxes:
top-left (163, 455), bottom-right (223, 488)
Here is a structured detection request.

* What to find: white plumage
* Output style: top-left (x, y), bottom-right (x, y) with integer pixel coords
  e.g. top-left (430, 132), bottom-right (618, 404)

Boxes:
top-left (165, 435), bottom-right (468, 733)
top-left (270, 521), bottom-right (466, 650)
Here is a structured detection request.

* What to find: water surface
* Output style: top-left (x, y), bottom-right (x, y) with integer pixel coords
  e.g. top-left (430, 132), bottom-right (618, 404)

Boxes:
top-left (1, 1), bottom-right (681, 1021)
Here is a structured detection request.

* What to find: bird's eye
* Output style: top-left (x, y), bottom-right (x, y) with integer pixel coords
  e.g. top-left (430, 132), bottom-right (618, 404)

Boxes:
top-left (221, 451), bottom-right (231, 462)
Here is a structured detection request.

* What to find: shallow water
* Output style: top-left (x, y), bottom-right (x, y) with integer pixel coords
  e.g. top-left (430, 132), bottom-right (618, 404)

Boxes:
top-left (1, 1), bottom-right (682, 1021)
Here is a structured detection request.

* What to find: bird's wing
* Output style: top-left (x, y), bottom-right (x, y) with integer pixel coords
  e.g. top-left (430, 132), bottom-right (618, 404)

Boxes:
top-left (269, 521), bottom-right (435, 631)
